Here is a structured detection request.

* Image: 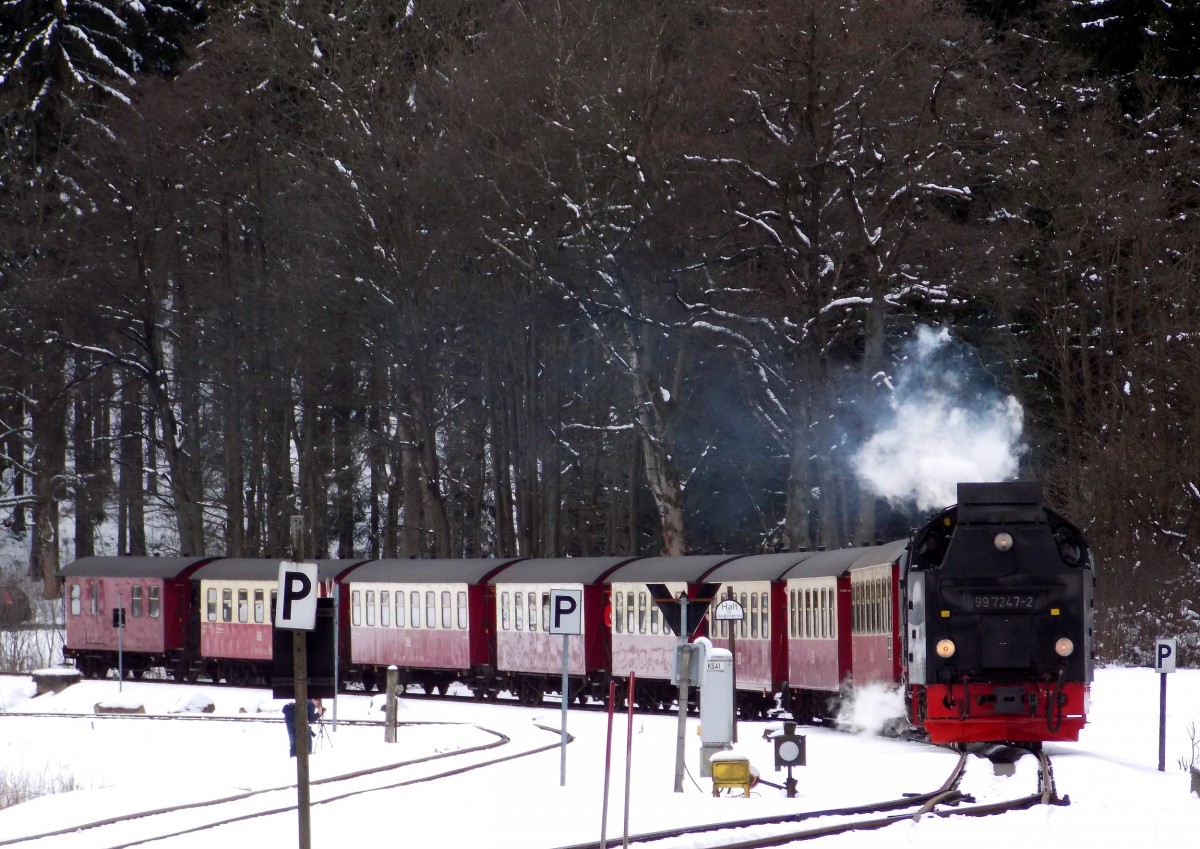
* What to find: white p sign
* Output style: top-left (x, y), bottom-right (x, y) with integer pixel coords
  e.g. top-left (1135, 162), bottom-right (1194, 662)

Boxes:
top-left (276, 561), bottom-right (319, 630)
top-left (549, 589), bottom-right (583, 635)
top-left (1155, 638), bottom-right (1177, 673)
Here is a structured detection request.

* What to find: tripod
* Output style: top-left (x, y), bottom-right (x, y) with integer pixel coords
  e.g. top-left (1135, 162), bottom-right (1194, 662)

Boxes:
top-left (314, 714), bottom-right (333, 750)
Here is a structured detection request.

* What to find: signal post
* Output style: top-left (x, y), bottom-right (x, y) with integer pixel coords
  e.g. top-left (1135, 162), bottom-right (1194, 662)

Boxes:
top-left (276, 561), bottom-right (320, 849)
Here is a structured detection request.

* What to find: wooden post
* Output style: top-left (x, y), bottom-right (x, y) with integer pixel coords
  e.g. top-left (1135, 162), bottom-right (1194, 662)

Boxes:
top-left (294, 632), bottom-right (312, 849)
top-left (385, 666), bottom-right (399, 743)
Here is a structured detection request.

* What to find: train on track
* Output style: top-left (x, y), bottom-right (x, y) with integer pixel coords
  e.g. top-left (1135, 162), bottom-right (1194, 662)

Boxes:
top-left (60, 481), bottom-right (1094, 746)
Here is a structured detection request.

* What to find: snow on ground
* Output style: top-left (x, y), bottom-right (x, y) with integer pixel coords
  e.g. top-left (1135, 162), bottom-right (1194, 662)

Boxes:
top-left (1, 667), bottom-right (1197, 848)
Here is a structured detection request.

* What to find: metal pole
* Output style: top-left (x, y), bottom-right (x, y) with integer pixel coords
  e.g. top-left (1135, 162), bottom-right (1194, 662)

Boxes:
top-left (727, 589), bottom-right (738, 743)
top-left (117, 592), bottom-right (123, 692)
top-left (560, 633), bottom-right (570, 786)
top-left (332, 583), bottom-right (340, 731)
top-left (674, 596), bottom-right (690, 793)
top-left (294, 632), bottom-right (312, 849)
top-left (622, 671), bottom-right (635, 848)
top-left (599, 679), bottom-right (616, 849)
top-left (1158, 672), bottom-right (1168, 772)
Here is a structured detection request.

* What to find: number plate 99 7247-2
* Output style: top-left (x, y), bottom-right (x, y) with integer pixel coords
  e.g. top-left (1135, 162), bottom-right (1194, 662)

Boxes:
top-left (972, 593), bottom-right (1040, 611)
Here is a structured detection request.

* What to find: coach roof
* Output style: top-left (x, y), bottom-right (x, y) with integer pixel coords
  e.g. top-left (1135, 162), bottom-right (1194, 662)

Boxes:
top-left (60, 556), bottom-right (217, 580)
top-left (347, 557), bottom-right (525, 584)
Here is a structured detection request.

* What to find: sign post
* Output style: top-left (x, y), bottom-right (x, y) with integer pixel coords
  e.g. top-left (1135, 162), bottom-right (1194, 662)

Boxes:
top-left (549, 588), bottom-right (582, 787)
top-left (1155, 637), bottom-right (1177, 772)
top-left (276, 561), bottom-right (319, 849)
top-left (112, 593), bottom-right (126, 693)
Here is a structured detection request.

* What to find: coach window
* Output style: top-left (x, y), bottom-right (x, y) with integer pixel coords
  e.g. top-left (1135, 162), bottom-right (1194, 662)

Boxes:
top-left (738, 593), bottom-right (748, 638)
top-left (458, 591), bottom-right (468, 629)
top-left (425, 591), bottom-right (436, 628)
top-left (410, 591), bottom-right (420, 628)
top-left (749, 593), bottom-right (759, 638)
top-left (69, 583), bottom-right (81, 616)
top-left (254, 589), bottom-right (265, 624)
top-left (221, 589), bottom-right (232, 623)
top-left (637, 592), bottom-right (647, 634)
top-left (613, 592), bottom-right (623, 634)
top-left (760, 592), bottom-right (769, 637)
top-left (514, 592), bottom-right (524, 630)
top-left (351, 590), bottom-right (362, 626)
top-left (442, 591), bottom-right (453, 629)
top-left (650, 599), bottom-right (659, 635)
top-left (803, 590), bottom-right (811, 638)
top-left (537, 593), bottom-right (548, 631)
top-left (527, 593), bottom-right (537, 632)
top-left (207, 588), bottom-right (217, 622)
top-left (380, 591), bottom-right (390, 627)
top-left (366, 590), bottom-right (376, 626)
top-left (237, 589), bottom-right (249, 623)
top-left (500, 592), bottom-right (510, 630)
top-left (396, 591), bottom-right (405, 627)
top-left (90, 581), bottom-right (100, 614)
top-left (131, 586), bottom-right (144, 618)
top-left (625, 592), bottom-right (635, 634)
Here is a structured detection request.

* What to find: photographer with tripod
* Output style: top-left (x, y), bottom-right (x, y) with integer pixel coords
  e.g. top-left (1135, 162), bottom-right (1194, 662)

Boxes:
top-left (283, 698), bottom-right (325, 757)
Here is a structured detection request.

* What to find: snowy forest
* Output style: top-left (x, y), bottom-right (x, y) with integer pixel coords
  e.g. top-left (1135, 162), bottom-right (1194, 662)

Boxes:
top-left (2, 0), bottom-right (1199, 663)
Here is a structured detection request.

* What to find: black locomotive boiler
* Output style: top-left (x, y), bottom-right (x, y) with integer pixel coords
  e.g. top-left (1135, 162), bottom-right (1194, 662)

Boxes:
top-left (903, 481), bottom-right (1094, 745)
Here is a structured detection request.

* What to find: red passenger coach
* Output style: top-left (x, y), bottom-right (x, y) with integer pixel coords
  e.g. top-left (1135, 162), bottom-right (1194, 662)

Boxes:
top-left (490, 556), bottom-right (637, 705)
top-left (343, 557), bottom-right (522, 696)
top-left (700, 552), bottom-right (799, 718)
top-left (847, 541), bottom-right (906, 688)
top-left (775, 549), bottom-right (862, 721)
top-left (190, 558), bottom-right (360, 685)
top-left (61, 556), bottom-right (216, 679)
top-left (603, 554), bottom-right (735, 709)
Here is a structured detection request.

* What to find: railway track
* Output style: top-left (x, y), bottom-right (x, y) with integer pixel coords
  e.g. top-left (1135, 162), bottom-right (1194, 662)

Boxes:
top-left (553, 748), bottom-right (1066, 849)
top-left (0, 721), bottom-right (563, 849)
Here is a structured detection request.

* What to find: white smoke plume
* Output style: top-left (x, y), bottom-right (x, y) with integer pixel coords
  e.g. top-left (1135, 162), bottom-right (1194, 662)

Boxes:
top-left (853, 326), bottom-right (1026, 511)
top-left (835, 682), bottom-right (907, 735)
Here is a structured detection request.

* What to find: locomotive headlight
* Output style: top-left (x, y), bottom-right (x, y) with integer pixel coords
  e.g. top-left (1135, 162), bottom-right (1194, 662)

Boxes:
top-left (994, 532), bottom-right (1014, 552)
top-left (1055, 637), bottom-right (1075, 657)
top-left (936, 639), bottom-right (956, 658)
